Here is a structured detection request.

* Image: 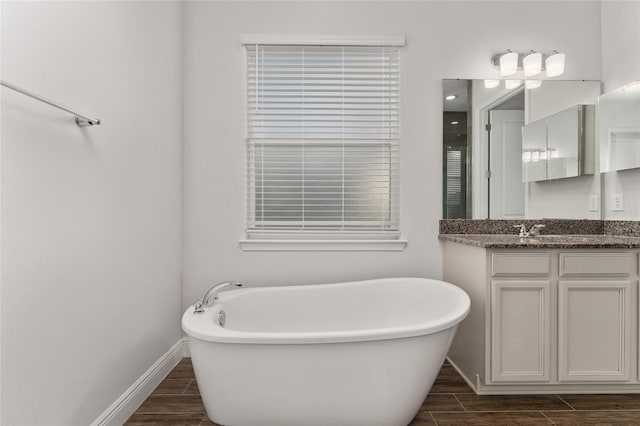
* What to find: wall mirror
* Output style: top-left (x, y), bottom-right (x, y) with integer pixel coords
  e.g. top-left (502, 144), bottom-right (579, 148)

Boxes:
top-left (442, 79), bottom-right (601, 220)
top-left (599, 80), bottom-right (640, 173)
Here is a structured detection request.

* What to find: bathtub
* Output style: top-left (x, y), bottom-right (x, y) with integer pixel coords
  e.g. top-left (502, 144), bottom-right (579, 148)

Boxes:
top-left (182, 277), bottom-right (470, 426)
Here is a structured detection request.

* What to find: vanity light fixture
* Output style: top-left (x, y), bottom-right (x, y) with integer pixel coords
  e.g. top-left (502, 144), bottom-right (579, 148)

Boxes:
top-left (450, 121), bottom-right (459, 125)
top-left (522, 51), bottom-right (542, 76)
top-left (498, 50), bottom-right (519, 76)
top-left (491, 50), bottom-right (566, 78)
top-left (445, 95), bottom-right (457, 100)
top-left (484, 80), bottom-right (500, 89)
top-left (545, 51), bottom-right (566, 77)
top-left (505, 79), bottom-right (521, 89)
top-left (525, 80), bottom-right (542, 89)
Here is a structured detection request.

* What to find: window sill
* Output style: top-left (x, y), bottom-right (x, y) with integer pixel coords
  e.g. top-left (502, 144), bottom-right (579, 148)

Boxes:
top-left (239, 239), bottom-right (408, 252)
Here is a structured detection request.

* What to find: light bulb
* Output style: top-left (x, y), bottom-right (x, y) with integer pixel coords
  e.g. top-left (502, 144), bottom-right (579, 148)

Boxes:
top-left (523, 52), bottom-right (542, 77)
top-left (484, 80), bottom-right (500, 89)
top-left (505, 79), bottom-right (521, 89)
top-left (545, 51), bottom-right (565, 77)
top-left (499, 51), bottom-right (519, 76)
top-left (445, 95), bottom-right (457, 101)
top-left (525, 80), bottom-right (542, 89)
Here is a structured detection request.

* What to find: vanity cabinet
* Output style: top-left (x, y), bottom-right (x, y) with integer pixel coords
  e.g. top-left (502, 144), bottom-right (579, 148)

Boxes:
top-left (557, 279), bottom-right (632, 382)
top-left (490, 279), bottom-right (551, 382)
top-left (444, 242), bottom-right (640, 393)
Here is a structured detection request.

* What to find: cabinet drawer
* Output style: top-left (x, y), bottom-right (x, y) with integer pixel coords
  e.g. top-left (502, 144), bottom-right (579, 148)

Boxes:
top-left (559, 253), bottom-right (631, 276)
top-left (491, 253), bottom-right (551, 276)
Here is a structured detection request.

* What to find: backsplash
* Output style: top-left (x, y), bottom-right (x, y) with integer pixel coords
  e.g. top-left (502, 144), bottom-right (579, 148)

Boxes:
top-left (440, 219), bottom-right (640, 237)
top-left (439, 219), bottom-right (605, 235)
top-left (604, 220), bottom-right (640, 237)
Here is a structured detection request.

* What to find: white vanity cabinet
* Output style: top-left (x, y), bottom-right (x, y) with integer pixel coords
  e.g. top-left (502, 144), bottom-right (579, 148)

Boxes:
top-left (557, 279), bottom-right (632, 382)
top-left (444, 242), bottom-right (640, 393)
top-left (490, 279), bottom-right (551, 383)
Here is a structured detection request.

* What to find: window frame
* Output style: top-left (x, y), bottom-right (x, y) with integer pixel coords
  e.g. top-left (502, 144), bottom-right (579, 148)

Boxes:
top-left (241, 35), bottom-right (407, 252)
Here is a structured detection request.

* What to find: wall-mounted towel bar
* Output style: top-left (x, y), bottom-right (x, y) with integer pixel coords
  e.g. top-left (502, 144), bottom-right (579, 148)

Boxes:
top-left (0, 80), bottom-right (101, 126)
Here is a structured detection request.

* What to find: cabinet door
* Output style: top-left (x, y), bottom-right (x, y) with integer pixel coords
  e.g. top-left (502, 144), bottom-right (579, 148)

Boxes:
top-left (490, 280), bottom-right (551, 382)
top-left (558, 280), bottom-right (632, 382)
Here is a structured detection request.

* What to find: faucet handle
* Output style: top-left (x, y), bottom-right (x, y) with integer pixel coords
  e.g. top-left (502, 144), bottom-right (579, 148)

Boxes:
top-left (528, 224), bottom-right (546, 236)
top-left (193, 298), bottom-right (205, 314)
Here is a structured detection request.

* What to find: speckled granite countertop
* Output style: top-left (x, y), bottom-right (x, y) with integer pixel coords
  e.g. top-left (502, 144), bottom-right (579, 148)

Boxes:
top-left (439, 234), bottom-right (640, 249)
top-left (439, 219), bottom-right (607, 235)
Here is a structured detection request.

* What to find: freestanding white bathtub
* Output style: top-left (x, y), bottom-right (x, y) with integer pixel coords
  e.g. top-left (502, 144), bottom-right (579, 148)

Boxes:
top-left (182, 277), bottom-right (470, 426)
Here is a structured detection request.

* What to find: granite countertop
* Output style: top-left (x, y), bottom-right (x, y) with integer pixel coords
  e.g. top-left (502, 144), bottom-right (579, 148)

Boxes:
top-left (438, 234), bottom-right (640, 249)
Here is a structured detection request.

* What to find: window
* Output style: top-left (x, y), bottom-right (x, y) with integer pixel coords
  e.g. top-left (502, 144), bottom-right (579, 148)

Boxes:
top-left (243, 39), bottom-right (404, 250)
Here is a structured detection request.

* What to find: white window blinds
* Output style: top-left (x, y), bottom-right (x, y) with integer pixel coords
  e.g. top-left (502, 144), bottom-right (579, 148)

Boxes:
top-left (246, 44), bottom-right (400, 237)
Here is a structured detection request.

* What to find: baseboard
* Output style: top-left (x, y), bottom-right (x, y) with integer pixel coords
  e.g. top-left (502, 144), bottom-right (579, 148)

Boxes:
top-left (445, 356), bottom-right (479, 394)
top-left (183, 336), bottom-right (191, 357)
top-left (92, 338), bottom-right (187, 426)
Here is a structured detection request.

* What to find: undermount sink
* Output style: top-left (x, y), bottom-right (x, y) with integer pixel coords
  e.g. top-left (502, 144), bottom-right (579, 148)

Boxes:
top-left (529, 235), bottom-right (597, 243)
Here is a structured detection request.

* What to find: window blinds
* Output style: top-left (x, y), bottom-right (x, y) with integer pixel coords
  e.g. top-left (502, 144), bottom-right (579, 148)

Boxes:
top-left (246, 44), bottom-right (400, 236)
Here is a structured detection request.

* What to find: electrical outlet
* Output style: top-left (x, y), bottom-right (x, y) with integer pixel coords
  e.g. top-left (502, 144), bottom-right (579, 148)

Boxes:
top-left (613, 193), bottom-right (624, 211)
top-left (588, 195), bottom-right (599, 212)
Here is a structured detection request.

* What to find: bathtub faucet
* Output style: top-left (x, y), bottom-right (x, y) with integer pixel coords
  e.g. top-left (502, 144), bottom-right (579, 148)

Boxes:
top-left (193, 281), bottom-right (243, 314)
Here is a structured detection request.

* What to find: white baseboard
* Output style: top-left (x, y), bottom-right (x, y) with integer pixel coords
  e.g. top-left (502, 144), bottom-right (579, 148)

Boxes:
top-left (183, 336), bottom-right (191, 357)
top-left (92, 338), bottom-right (187, 426)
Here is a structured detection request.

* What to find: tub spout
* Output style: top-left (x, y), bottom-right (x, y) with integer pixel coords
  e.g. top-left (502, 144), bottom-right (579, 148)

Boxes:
top-left (193, 281), bottom-right (243, 314)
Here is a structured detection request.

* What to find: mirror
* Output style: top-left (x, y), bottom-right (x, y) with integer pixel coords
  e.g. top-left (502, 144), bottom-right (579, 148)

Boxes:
top-left (443, 79), bottom-right (601, 220)
top-left (599, 80), bottom-right (640, 173)
top-left (523, 104), bottom-right (596, 182)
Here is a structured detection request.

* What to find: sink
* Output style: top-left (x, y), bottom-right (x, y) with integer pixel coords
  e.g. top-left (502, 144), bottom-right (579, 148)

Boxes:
top-left (529, 235), bottom-right (598, 243)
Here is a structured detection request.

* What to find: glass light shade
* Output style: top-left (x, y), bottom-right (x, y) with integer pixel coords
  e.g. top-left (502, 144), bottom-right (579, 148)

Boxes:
top-left (484, 79), bottom-right (500, 89)
top-left (499, 51), bottom-right (519, 76)
top-left (523, 52), bottom-right (542, 77)
top-left (545, 52), bottom-right (565, 77)
top-left (505, 79), bottom-right (521, 89)
top-left (525, 80), bottom-right (542, 89)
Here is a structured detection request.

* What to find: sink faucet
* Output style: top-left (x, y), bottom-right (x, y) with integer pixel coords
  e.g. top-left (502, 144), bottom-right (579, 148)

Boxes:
top-left (193, 281), bottom-right (243, 314)
top-left (513, 224), bottom-right (546, 238)
top-left (528, 224), bottom-right (546, 237)
top-left (513, 224), bottom-right (528, 237)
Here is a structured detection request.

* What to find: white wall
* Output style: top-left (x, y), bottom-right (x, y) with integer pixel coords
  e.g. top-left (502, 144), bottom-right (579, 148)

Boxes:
top-left (1, 2), bottom-right (183, 425)
top-left (601, 0), bottom-right (640, 220)
top-left (182, 1), bottom-right (602, 307)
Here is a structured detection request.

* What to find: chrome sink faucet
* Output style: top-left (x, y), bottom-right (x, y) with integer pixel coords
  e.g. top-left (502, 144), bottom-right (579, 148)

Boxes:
top-left (528, 224), bottom-right (546, 237)
top-left (193, 281), bottom-right (243, 314)
top-left (513, 224), bottom-right (546, 238)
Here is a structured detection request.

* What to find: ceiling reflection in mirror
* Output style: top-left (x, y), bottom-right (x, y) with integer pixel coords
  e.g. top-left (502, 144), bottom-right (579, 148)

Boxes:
top-left (442, 79), bottom-right (601, 220)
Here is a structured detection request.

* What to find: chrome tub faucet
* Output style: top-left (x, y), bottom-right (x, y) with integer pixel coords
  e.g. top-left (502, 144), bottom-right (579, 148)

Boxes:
top-left (193, 281), bottom-right (243, 314)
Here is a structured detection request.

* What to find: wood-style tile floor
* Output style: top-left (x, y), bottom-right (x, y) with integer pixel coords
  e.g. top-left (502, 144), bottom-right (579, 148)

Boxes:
top-left (126, 358), bottom-right (640, 425)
